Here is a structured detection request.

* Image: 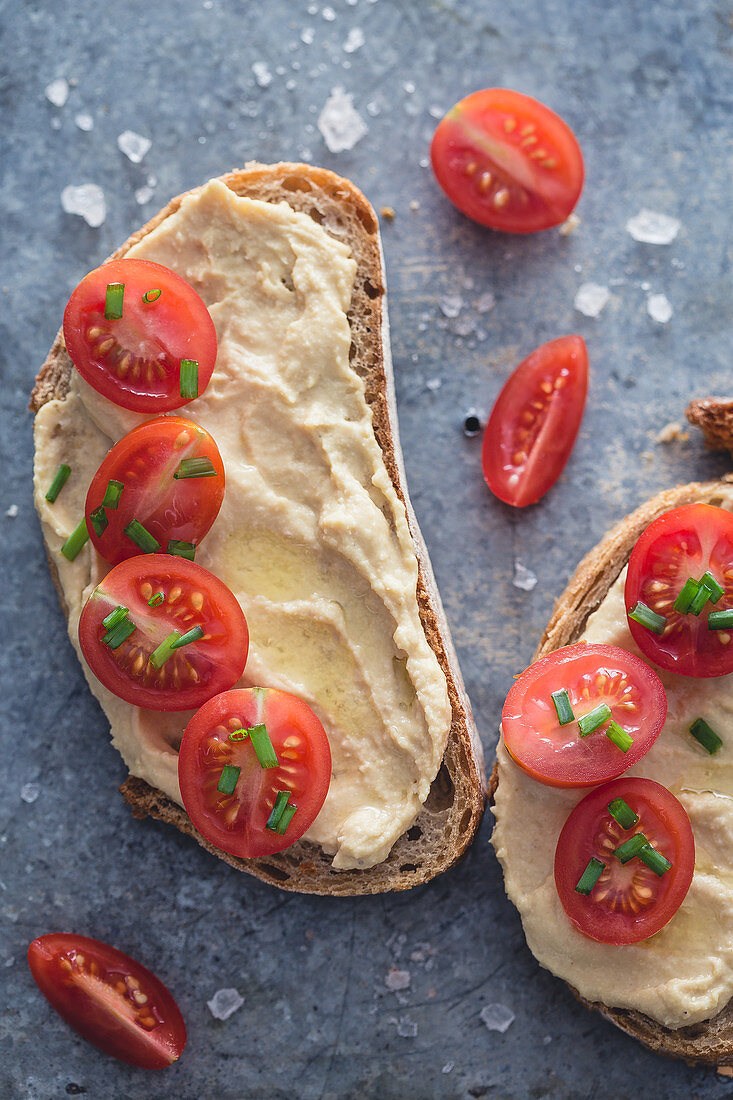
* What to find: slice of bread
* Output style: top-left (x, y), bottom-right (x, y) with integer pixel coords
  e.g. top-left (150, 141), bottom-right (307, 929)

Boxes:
top-left (31, 163), bottom-right (485, 896)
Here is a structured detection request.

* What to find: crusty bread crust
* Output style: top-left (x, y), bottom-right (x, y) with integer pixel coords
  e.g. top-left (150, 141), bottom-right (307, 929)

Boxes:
top-left (31, 163), bottom-right (485, 896)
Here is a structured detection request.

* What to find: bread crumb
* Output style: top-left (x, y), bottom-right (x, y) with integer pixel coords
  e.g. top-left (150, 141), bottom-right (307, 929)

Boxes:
top-left (409, 200), bottom-right (420, 211)
top-left (655, 422), bottom-right (690, 444)
top-left (717, 1066), bottom-right (733, 1077)
top-left (380, 206), bottom-right (395, 221)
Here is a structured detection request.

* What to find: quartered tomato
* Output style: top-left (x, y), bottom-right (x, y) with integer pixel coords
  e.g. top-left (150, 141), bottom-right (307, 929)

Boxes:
top-left (502, 643), bottom-right (667, 788)
top-left (554, 778), bottom-right (695, 944)
top-left (625, 504), bottom-right (733, 678)
top-left (178, 687), bottom-right (332, 859)
top-left (482, 335), bottom-right (588, 507)
top-left (78, 556), bottom-right (248, 711)
top-left (63, 258), bottom-right (217, 413)
top-left (430, 88), bottom-right (584, 233)
top-left (85, 416), bottom-right (225, 566)
top-left (27, 933), bottom-right (186, 1069)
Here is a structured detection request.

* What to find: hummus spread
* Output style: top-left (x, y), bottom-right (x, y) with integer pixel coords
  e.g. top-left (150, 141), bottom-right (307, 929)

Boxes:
top-left (33, 179), bottom-right (452, 871)
top-left (492, 485), bottom-right (733, 1028)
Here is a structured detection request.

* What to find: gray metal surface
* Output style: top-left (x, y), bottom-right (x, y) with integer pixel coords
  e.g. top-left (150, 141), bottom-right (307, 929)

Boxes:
top-left (2, 1), bottom-right (732, 1096)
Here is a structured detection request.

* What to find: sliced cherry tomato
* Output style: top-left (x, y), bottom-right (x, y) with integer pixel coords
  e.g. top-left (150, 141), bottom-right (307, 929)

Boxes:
top-left (178, 687), bottom-right (331, 859)
top-left (430, 88), bottom-right (584, 233)
top-left (554, 778), bottom-right (695, 944)
top-left (63, 258), bottom-right (217, 413)
top-left (27, 933), bottom-right (186, 1069)
top-left (482, 335), bottom-right (588, 507)
top-left (502, 643), bottom-right (667, 788)
top-left (85, 416), bottom-right (225, 566)
top-left (79, 556), bottom-right (248, 711)
top-left (625, 504), bottom-right (733, 678)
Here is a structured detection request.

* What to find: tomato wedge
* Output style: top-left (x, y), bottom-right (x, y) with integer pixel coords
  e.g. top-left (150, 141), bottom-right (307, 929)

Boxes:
top-left (430, 88), bottom-right (584, 233)
top-left (625, 504), bottom-right (733, 678)
top-left (554, 778), bottom-right (695, 944)
top-left (85, 416), bottom-right (225, 566)
top-left (502, 643), bottom-right (667, 788)
top-left (178, 687), bottom-right (331, 859)
top-left (482, 335), bottom-right (588, 507)
top-left (27, 933), bottom-right (186, 1069)
top-left (63, 258), bottom-right (217, 413)
top-left (79, 556), bottom-right (248, 711)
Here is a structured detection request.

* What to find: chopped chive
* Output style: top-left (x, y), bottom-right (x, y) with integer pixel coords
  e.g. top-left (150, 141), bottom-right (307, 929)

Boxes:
top-left (551, 688), bottom-right (575, 726)
top-left (574, 857), bottom-right (605, 896)
top-left (639, 844), bottom-right (672, 877)
top-left (171, 625), bottom-right (204, 649)
top-left (60, 517), bottom-right (90, 561)
top-left (689, 581), bottom-right (711, 616)
top-left (578, 703), bottom-right (612, 737)
top-left (102, 479), bottom-right (124, 510)
top-left (45, 463), bottom-right (71, 503)
top-left (149, 630), bottom-right (182, 670)
top-left (700, 571), bottom-right (724, 605)
top-left (124, 519), bottom-right (160, 554)
top-left (104, 282), bottom-right (125, 320)
top-left (148, 591), bottom-right (165, 607)
top-left (180, 359), bottom-right (199, 400)
top-left (608, 797), bottom-right (639, 830)
top-left (689, 717), bottom-right (722, 755)
top-left (217, 764), bottom-right (241, 796)
top-left (88, 505), bottom-right (108, 537)
top-left (173, 456), bottom-right (218, 480)
top-left (102, 605), bottom-right (129, 631)
top-left (265, 790), bottom-right (292, 831)
top-left (248, 723), bottom-right (279, 769)
top-left (614, 833), bottom-right (649, 864)
top-left (708, 608), bottom-right (733, 630)
top-left (142, 288), bottom-right (161, 304)
top-left (167, 539), bottom-right (196, 561)
top-left (673, 577), bottom-right (701, 615)
top-left (605, 720), bottom-right (634, 753)
top-left (628, 601), bottom-right (666, 635)
top-left (228, 728), bottom-right (248, 742)
top-left (275, 802), bottom-right (297, 835)
top-left (103, 618), bottom-right (136, 649)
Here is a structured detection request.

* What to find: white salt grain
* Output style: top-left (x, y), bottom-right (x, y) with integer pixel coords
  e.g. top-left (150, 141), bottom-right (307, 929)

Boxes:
top-left (117, 130), bottom-right (151, 163)
top-left (442, 1062), bottom-right (454, 1074)
top-left (429, 105), bottom-right (444, 119)
top-left (252, 61), bottom-right (273, 88)
top-left (480, 1003), bottom-right (515, 1033)
top-left (426, 377), bottom-right (442, 392)
top-left (476, 291), bottom-right (496, 314)
top-left (439, 294), bottom-right (462, 318)
top-left (626, 209), bottom-right (680, 245)
top-left (135, 184), bottom-right (155, 205)
top-left (318, 87), bottom-right (368, 152)
top-left (385, 968), bottom-right (411, 991)
top-left (574, 282), bottom-right (610, 318)
top-left (394, 1016), bottom-right (418, 1037)
top-left (74, 112), bottom-right (93, 132)
top-left (45, 78), bottom-right (69, 107)
top-left (20, 784), bottom-right (40, 805)
top-left (207, 988), bottom-right (244, 1020)
top-left (301, 27), bottom-right (315, 44)
top-left (513, 562), bottom-right (538, 591)
top-left (343, 27), bottom-right (364, 52)
top-left (647, 293), bottom-right (673, 324)
top-left (61, 184), bottom-right (106, 227)
top-left (5, 504), bottom-right (18, 518)
top-left (322, 5), bottom-right (336, 19)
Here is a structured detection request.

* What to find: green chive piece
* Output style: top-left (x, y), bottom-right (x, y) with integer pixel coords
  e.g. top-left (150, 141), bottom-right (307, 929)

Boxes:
top-left (103, 618), bottom-right (136, 649)
top-left (689, 717), bottom-right (722, 755)
top-left (142, 288), bottom-right (161, 304)
top-left (171, 625), bottom-right (204, 649)
top-left (275, 802), bottom-right (297, 835)
top-left (102, 479), bottom-right (124, 510)
top-left (173, 456), bottom-right (218, 480)
top-left (88, 505), bottom-right (108, 537)
top-left (574, 857), bottom-right (605, 896)
top-left (608, 797), bottom-right (639, 830)
top-left (639, 843), bottom-right (672, 877)
top-left (45, 463), bottom-right (71, 503)
top-left (124, 519), bottom-right (160, 554)
top-left (673, 577), bottom-right (701, 615)
top-left (551, 688), bottom-right (575, 726)
top-left (104, 282), bottom-right (125, 320)
top-left (248, 724), bottom-right (279, 769)
top-left (228, 728), bottom-right (249, 742)
top-left (578, 703), bottom-right (612, 737)
top-left (167, 539), bottom-right (196, 561)
top-left (614, 833), bottom-right (649, 864)
top-left (628, 601), bottom-right (666, 635)
top-left (149, 630), bottom-right (182, 670)
top-left (700, 571), bottom-right (724, 604)
top-left (689, 581), bottom-right (711, 617)
top-left (60, 517), bottom-right (90, 561)
top-left (102, 605), bottom-right (129, 631)
top-left (180, 359), bottom-right (199, 400)
top-left (708, 608), bottom-right (733, 630)
top-left (148, 591), bottom-right (165, 607)
top-left (265, 790), bottom-right (292, 831)
top-left (605, 720), bottom-right (634, 753)
top-left (217, 764), bottom-right (241, 796)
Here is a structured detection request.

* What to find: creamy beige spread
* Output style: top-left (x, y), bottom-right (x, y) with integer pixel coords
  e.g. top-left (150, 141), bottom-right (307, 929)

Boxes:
top-left (493, 485), bottom-right (733, 1028)
top-left (33, 179), bottom-right (452, 871)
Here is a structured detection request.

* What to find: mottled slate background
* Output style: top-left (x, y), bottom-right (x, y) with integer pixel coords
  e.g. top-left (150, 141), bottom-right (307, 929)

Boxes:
top-left (2, 1), bottom-right (732, 1097)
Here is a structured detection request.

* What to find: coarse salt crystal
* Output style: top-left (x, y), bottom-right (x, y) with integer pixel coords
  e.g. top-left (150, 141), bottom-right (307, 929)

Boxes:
top-left (318, 87), bottom-right (368, 152)
top-left (343, 27), bottom-right (364, 52)
top-left (252, 61), bottom-right (273, 87)
top-left (301, 27), bottom-right (315, 44)
top-left (476, 291), bottom-right (496, 314)
top-left (574, 282), bottom-right (610, 318)
top-left (74, 112), bottom-right (93, 132)
top-left (442, 1062), bottom-right (454, 1074)
top-left (117, 130), bottom-right (151, 163)
top-left (393, 1015), bottom-right (418, 1037)
top-left (626, 209), bottom-right (680, 245)
top-left (513, 562), bottom-right (538, 591)
top-left (61, 184), bottom-right (106, 227)
top-left (647, 293), bottom-right (673, 324)
top-left (403, 81), bottom-right (415, 94)
top-left (135, 184), bottom-right (155, 205)
top-left (322, 5), bottom-right (336, 18)
top-left (480, 1003), bottom-right (515, 1033)
top-left (45, 78), bottom-right (69, 107)
top-left (429, 105), bottom-right (444, 119)
top-left (5, 504), bottom-right (18, 518)
top-left (385, 968), bottom-right (411, 991)
top-left (426, 377), bottom-right (442, 392)
top-left (207, 987), bottom-right (244, 1020)
top-left (20, 783), bottom-right (40, 804)
top-left (439, 294), bottom-right (462, 318)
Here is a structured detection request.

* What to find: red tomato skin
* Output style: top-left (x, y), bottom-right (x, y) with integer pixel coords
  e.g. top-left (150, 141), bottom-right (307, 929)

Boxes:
top-left (502, 643), bottom-right (667, 787)
top-left (63, 258), bottom-right (217, 413)
top-left (27, 934), bottom-right (186, 1069)
top-left (431, 88), bottom-right (584, 233)
top-left (482, 335), bottom-right (588, 507)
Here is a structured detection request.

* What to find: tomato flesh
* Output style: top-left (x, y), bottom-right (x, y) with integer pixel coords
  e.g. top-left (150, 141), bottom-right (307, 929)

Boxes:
top-left (178, 687), bottom-right (331, 858)
top-left (554, 778), bottom-right (695, 944)
top-left (482, 335), bottom-right (588, 507)
top-left (63, 258), bottom-right (217, 413)
top-left (27, 933), bottom-right (186, 1069)
top-left (431, 88), bottom-right (584, 233)
top-left (78, 556), bottom-right (248, 711)
top-left (502, 643), bottom-right (667, 787)
top-left (625, 504), bottom-right (733, 678)
top-left (85, 416), bottom-right (225, 566)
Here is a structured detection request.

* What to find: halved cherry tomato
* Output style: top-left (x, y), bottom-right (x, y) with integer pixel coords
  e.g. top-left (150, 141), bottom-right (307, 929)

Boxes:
top-left (63, 258), bottom-right (217, 413)
top-left (625, 504), bottom-right (733, 678)
top-left (430, 88), bottom-right (584, 233)
top-left (482, 335), bottom-right (588, 507)
top-left (79, 556), bottom-right (248, 711)
top-left (27, 933), bottom-right (186, 1069)
top-left (502, 643), bottom-right (667, 788)
top-left (85, 416), bottom-right (225, 566)
top-left (178, 687), bottom-right (331, 859)
top-left (554, 778), bottom-right (695, 944)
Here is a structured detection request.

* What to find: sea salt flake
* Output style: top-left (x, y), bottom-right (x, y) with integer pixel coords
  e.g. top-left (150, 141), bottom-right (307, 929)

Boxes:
top-left (74, 112), bottom-right (94, 132)
top-left (20, 783), bottom-right (40, 804)
top-left (252, 61), bottom-right (273, 87)
top-left (574, 282), bottom-right (610, 318)
top-left (5, 504), bottom-right (18, 518)
top-left (480, 1003), bottom-right (515, 1033)
top-left (207, 987), bottom-right (244, 1020)
top-left (439, 294), bottom-right (462, 318)
top-left (343, 27), bottom-right (364, 52)
top-left (429, 105), bottom-right (444, 119)
top-left (626, 209), bottom-right (680, 245)
top-left (45, 78), bottom-right (69, 107)
top-left (117, 130), bottom-right (151, 163)
top-left (301, 27), bottom-right (315, 44)
top-left (322, 5), bottom-right (336, 19)
top-left (318, 87), bottom-right (368, 152)
top-left (513, 562), bottom-right (537, 591)
top-left (385, 968), bottom-right (411, 991)
top-left (403, 81), bottom-right (415, 94)
top-left (647, 293), bottom-right (673, 324)
top-left (61, 184), bottom-right (106, 227)
top-left (442, 1062), bottom-right (454, 1074)
top-left (426, 377), bottom-right (442, 392)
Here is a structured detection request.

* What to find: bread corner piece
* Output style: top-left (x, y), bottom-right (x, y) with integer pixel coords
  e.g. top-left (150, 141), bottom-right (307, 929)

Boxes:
top-left (32, 163), bottom-right (485, 896)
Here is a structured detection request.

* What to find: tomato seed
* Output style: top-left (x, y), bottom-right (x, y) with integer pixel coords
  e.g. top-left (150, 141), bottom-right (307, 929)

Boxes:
top-left (494, 189), bottom-right (510, 208)
top-left (503, 117), bottom-right (516, 132)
